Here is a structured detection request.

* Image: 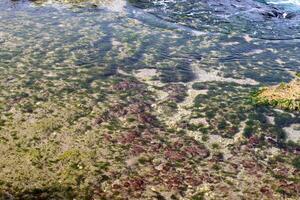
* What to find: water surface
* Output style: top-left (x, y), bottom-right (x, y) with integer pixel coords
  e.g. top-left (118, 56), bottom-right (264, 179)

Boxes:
top-left (0, 0), bottom-right (299, 199)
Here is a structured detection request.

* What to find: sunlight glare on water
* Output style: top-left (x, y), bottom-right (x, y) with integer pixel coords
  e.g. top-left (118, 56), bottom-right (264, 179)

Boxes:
top-left (267, 0), bottom-right (300, 5)
top-left (266, 0), bottom-right (300, 10)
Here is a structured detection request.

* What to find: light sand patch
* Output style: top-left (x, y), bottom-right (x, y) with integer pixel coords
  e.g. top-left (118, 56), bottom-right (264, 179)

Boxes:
top-left (208, 134), bottom-right (234, 159)
top-left (105, 0), bottom-right (126, 12)
top-left (117, 68), bottom-right (130, 76)
top-left (234, 121), bottom-right (246, 142)
top-left (266, 147), bottom-right (280, 156)
top-left (31, 0), bottom-right (127, 12)
top-left (243, 49), bottom-right (264, 56)
top-left (134, 68), bottom-right (158, 81)
top-left (191, 63), bottom-right (259, 85)
top-left (244, 34), bottom-right (253, 43)
top-left (221, 41), bottom-right (240, 47)
top-left (153, 81), bottom-right (205, 128)
top-left (133, 68), bottom-right (166, 87)
top-left (266, 115), bottom-right (275, 125)
top-left (283, 124), bottom-right (300, 143)
top-left (154, 89), bottom-right (169, 102)
top-left (187, 131), bottom-right (234, 160)
top-left (126, 156), bottom-right (142, 167)
top-left (111, 38), bottom-right (136, 60)
top-left (182, 86), bottom-right (203, 107)
top-left (275, 59), bottom-right (285, 65)
top-left (189, 118), bottom-right (209, 127)
top-left (167, 86), bottom-right (204, 127)
top-left (133, 68), bottom-right (168, 107)
top-left (111, 39), bottom-right (122, 46)
top-left (44, 71), bottom-right (58, 77)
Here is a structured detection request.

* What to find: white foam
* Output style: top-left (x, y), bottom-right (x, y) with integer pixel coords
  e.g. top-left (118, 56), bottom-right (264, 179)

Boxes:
top-left (266, 0), bottom-right (300, 6)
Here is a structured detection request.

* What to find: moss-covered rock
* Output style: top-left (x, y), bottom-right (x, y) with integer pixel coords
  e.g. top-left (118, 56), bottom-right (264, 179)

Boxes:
top-left (252, 79), bottom-right (300, 111)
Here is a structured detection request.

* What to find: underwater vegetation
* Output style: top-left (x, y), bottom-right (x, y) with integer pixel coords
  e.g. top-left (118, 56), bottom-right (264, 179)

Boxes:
top-left (0, 0), bottom-right (300, 199)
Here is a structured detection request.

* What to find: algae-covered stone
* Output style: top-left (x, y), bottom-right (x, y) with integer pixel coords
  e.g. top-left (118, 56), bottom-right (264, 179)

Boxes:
top-left (252, 79), bottom-right (300, 111)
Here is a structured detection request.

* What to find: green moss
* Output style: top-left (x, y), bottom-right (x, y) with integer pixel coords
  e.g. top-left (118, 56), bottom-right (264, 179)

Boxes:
top-left (243, 126), bottom-right (254, 138)
top-left (0, 119), bottom-right (5, 127)
top-left (212, 143), bottom-right (219, 149)
top-left (286, 140), bottom-right (300, 149)
top-left (276, 188), bottom-right (286, 195)
top-left (187, 123), bottom-right (203, 131)
top-left (104, 119), bottom-right (121, 131)
top-left (205, 110), bottom-right (215, 119)
top-left (270, 127), bottom-right (286, 142)
top-left (2, 185), bottom-right (80, 200)
top-left (212, 164), bottom-right (221, 171)
top-left (58, 149), bottom-right (80, 161)
top-left (202, 135), bottom-right (209, 142)
top-left (192, 82), bottom-right (207, 90)
top-left (138, 157), bottom-right (148, 164)
top-left (274, 113), bottom-right (293, 127)
top-left (20, 102), bottom-right (35, 113)
top-left (166, 101), bottom-right (178, 109)
top-left (271, 154), bottom-right (286, 163)
top-left (245, 120), bottom-right (255, 126)
top-left (31, 117), bottom-right (62, 134)
top-left (127, 117), bottom-right (136, 123)
top-left (191, 192), bottom-right (205, 200)
top-left (217, 120), bottom-right (227, 130)
top-left (95, 161), bottom-right (110, 170)
top-left (194, 95), bottom-right (205, 107)
top-left (251, 87), bottom-right (300, 111)
top-left (292, 156), bottom-right (300, 169)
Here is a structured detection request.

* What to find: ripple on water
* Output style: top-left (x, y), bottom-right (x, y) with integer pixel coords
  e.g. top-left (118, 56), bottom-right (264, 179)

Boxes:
top-left (0, 0), bottom-right (300, 199)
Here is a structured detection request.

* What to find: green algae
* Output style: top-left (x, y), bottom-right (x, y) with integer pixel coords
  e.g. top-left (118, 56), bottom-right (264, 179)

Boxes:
top-left (251, 78), bottom-right (300, 111)
top-left (191, 192), bottom-right (205, 200)
top-left (292, 156), bottom-right (300, 169)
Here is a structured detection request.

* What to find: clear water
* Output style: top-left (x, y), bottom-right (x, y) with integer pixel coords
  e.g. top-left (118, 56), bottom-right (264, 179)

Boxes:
top-left (0, 0), bottom-right (299, 199)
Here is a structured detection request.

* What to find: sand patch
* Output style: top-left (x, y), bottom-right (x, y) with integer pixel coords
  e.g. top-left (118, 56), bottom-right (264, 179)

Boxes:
top-left (167, 86), bottom-right (204, 127)
top-left (191, 64), bottom-right (259, 85)
top-left (134, 68), bottom-right (158, 81)
top-left (283, 124), bottom-right (300, 143)
top-left (244, 34), bottom-right (253, 43)
top-left (31, 0), bottom-right (127, 12)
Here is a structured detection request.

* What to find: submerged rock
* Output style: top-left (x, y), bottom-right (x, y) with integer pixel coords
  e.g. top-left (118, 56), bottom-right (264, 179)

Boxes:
top-left (252, 77), bottom-right (300, 111)
top-left (261, 10), bottom-right (296, 19)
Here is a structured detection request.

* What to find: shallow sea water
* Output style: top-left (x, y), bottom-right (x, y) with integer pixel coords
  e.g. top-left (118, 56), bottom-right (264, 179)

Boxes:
top-left (0, 0), bottom-right (300, 199)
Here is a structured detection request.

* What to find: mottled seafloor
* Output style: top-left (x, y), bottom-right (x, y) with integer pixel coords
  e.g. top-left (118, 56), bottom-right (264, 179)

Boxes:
top-left (0, 0), bottom-right (299, 199)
